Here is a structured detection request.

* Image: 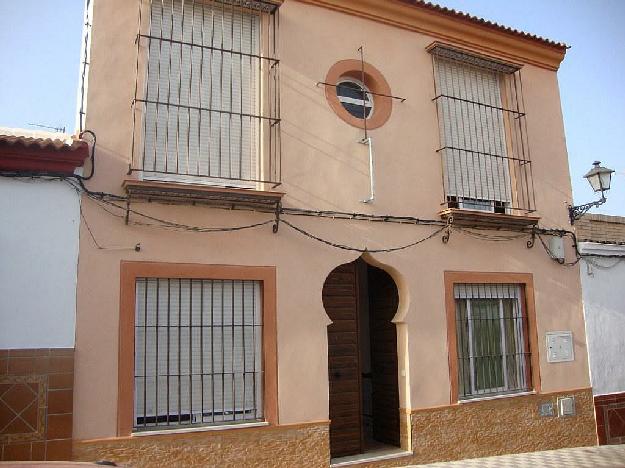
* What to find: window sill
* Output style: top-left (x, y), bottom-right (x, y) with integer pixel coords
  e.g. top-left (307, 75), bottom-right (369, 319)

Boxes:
top-left (123, 178), bottom-right (284, 211)
top-left (459, 390), bottom-right (536, 404)
top-left (439, 208), bottom-right (540, 229)
top-left (132, 420), bottom-right (269, 437)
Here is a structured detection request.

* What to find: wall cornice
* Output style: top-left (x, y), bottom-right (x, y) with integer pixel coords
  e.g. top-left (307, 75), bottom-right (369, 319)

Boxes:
top-left (294, 0), bottom-right (567, 70)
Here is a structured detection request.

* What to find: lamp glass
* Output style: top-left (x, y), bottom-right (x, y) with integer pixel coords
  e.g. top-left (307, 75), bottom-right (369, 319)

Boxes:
top-left (599, 171), bottom-right (612, 191)
top-left (587, 173), bottom-right (603, 192)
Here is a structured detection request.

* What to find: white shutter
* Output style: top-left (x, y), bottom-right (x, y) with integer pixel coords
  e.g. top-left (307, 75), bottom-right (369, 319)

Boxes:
top-left (454, 284), bottom-right (520, 300)
top-left (435, 58), bottom-right (511, 203)
top-left (135, 278), bottom-right (263, 427)
top-left (142, 0), bottom-right (260, 187)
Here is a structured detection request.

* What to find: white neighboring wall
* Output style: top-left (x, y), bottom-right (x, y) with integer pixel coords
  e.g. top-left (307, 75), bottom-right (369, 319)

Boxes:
top-left (0, 178), bottom-right (80, 348)
top-left (579, 242), bottom-right (625, 396)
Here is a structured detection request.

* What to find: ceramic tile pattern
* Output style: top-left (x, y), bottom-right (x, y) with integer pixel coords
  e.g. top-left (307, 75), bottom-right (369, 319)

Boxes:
top-left (409, 444), bottom-right (625, 467)
top-left (595, 392), bottom-right (625, 445)
top-left (0, 349), bottom-right (74, 462)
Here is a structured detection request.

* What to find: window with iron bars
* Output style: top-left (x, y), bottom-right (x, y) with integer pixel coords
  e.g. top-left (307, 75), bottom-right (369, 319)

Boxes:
top-left (431, 45), bottom-right (536, 215)
top-left (134, 278), bottom-right (263, 431)
top-left (131, 0), bottom-right (281, 189)
top-left (454, 283), bottom-right (532, 399)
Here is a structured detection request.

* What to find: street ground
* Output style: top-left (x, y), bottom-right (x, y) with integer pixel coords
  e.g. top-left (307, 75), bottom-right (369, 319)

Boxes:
top-left (408, 444), bottom-right (625, 467)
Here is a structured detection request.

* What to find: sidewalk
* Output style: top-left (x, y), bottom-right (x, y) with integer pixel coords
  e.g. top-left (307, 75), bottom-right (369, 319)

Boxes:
top-left (407, 444), bottom-right (625, 467)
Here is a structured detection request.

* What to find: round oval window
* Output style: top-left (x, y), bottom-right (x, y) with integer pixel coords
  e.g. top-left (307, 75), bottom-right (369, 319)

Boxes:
top-left (336, 79), bottom-right (374, 119)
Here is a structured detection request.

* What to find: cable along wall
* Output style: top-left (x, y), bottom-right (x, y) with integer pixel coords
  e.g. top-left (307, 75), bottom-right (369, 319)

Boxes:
top-left (430, 44), bottom-right (536, 215)
top-left (131, 0), bottom-right (281, 189)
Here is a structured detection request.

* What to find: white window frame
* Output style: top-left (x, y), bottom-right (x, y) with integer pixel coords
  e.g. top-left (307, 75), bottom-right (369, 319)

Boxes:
top-left (456, 285), bottom-right (528, 399)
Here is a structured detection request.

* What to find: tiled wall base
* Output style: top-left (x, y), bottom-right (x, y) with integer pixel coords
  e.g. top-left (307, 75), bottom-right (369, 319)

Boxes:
top-left (407, 388), bottom-right (596, 465)
top-left (73, 422), bottom-right (330, 468)
top-left (0, 348), bottom-right (74, 461)
top-left (73, 389), bottom-right (595, 468)
top-left (335, 388), bottom-right (597, 468)
top-left (595, 392), bottom-right (625, 445)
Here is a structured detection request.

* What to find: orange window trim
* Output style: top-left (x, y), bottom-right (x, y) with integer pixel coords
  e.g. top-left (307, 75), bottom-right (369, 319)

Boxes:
top-left (444, 271), bottom-right (540, 404)
top-left (118, 261), bottom-right (278, 436)
top-left (325, 59), bottom-right (393, 130)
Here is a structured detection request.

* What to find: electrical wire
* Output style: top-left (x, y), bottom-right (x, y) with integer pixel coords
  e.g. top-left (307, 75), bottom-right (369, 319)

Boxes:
top-left (281, 218), bottom-right (447, 253)
top-left (453, 226), bottom-right (528, 242)
top-left (584, 256), bottom-right (625, 270)
top-left (0, 171), bottom-right (591, 262)
top-left (80, 204), bottom-right (139, 251)
top-left (536, 232), bottom-right (581, 266)
top-left (86, 194), bottom-right (276, 233)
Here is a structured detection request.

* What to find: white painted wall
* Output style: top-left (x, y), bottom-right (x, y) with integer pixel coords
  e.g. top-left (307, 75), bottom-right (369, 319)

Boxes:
top-left (0, 178), bottom-right (79, 348)
top-left (579, 242), bottom-right (625, 396)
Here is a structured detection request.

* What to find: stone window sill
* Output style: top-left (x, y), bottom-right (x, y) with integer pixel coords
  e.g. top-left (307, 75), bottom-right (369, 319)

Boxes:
top-left (132, 421), bottom-right (269, 437)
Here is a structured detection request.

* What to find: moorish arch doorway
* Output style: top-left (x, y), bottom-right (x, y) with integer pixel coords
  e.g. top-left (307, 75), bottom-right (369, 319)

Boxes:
top-left (322, 257), bottom-right (400, 459)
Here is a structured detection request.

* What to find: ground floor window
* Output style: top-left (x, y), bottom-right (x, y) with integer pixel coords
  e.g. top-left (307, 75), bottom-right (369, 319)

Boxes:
top-left (453, 283), bottom-right (532, 400)
top-left (133, 278), bottom-right (263, 431)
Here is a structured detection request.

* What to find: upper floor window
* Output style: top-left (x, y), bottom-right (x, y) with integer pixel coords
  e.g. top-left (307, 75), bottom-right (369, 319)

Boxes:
top-left (131, 0), bottom-right (281, 189)
top-left (430, 44), bottom-right (536, 216)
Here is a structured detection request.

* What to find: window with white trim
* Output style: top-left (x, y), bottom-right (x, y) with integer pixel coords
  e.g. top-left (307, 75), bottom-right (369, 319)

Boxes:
top-left (454, 283), bottom-right (531, 399)
top-left (134, 278), bottom-right (263, 431)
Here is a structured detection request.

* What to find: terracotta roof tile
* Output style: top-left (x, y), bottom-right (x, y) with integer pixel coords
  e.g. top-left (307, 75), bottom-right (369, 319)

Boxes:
top-left (0, 127), bottom-right (87, 152)
top-left (398, 0), bottom-right (568, 49)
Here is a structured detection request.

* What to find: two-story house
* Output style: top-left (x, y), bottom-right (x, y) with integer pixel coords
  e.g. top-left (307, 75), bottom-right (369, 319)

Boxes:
top-left (71, 0), bottom-right (597, 466)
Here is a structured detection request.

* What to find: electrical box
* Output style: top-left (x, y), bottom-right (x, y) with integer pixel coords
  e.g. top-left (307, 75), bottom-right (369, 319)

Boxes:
top-left (548, 236), bottom-right (565, 261)
top-left (539, 402), bottom-right (555, 417)
top-left (546, 331), bottom-right (574, 363)
top-left (558, 396), bottom-right (576, 417)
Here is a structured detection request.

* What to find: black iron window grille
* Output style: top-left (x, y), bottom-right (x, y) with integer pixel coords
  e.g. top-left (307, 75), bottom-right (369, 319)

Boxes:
top-left (431, 45), bottom-right (536, 215)
top-left (134, 278), bottom-right (263, 431)
top-left (131, 0), bottom-right (281, 189)
top-left (454, 283), bottom-right (532, 399)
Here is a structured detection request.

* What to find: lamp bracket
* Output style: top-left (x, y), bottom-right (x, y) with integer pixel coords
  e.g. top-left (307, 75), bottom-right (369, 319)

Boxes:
top-left (568, 195), bottom-right (606, 224)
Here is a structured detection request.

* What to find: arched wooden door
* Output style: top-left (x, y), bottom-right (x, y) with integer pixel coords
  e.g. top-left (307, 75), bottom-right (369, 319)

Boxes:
top-left (323, 259), bottom-right (400, 459)
top-left (324, 260), bottom-right (364, 458)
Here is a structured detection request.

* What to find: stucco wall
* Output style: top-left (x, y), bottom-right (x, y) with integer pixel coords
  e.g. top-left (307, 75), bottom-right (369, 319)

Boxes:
top-left (579, 242), bottom-right (625, 396)
top-left (0, 178), bottom-right (79, 349)
top-left (73, 0), bottom-right (591, 444)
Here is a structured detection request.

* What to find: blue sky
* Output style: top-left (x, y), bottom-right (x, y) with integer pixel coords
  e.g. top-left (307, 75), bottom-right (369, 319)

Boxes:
top-left (0, 0), bottom-right (623, 216)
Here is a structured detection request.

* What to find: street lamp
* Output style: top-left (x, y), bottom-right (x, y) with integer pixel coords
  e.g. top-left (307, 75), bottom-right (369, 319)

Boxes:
top-left (568, 161), bottom-right (614, 224)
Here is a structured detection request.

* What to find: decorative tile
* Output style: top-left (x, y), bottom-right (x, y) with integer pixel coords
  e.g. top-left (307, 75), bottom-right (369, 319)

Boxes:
top-left (605, 402), bottom-right (625, 444)
top-left (0, 375), bottom-right (47, 444)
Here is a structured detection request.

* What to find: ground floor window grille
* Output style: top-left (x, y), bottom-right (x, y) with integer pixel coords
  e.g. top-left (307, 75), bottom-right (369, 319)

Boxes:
top-left (454, 283), bottom-right (531, 399)
top-left (134, 278), bottom-right (263, 431)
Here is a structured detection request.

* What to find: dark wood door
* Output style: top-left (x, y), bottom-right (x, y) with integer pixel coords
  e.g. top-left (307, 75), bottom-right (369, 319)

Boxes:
top-left (368, 267), bottom-right (400, 446)
top-left (323, 262), bottom-right (363, 458)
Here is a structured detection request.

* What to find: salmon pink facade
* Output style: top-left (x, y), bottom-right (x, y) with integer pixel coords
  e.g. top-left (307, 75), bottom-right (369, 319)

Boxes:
top-left (71, 0), bottom-right (597, 466)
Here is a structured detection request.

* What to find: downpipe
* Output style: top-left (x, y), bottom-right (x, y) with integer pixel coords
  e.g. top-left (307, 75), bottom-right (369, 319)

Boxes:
top-left (360, 137), bottom-right (375, 204)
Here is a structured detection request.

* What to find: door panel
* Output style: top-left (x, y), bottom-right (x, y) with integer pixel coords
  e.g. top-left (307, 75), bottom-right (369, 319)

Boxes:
top-left (324, 262), bottom-right (363, 458)
top-left (368, 267), bottom-right (400, 446)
